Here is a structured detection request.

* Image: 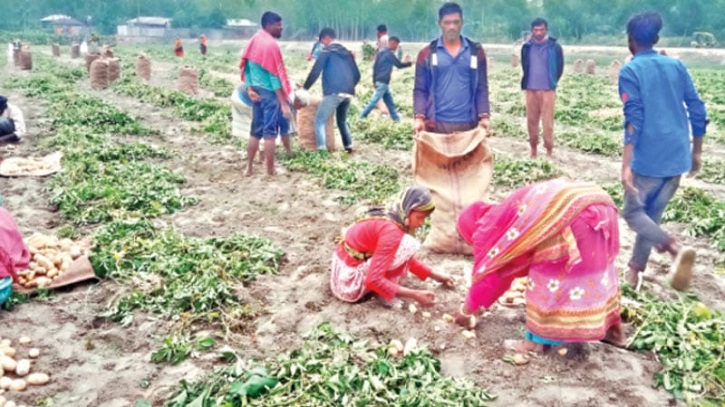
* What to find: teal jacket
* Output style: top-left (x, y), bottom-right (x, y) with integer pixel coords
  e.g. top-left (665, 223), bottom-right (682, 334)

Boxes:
top-left (521, 37), bottom-right (564, 90)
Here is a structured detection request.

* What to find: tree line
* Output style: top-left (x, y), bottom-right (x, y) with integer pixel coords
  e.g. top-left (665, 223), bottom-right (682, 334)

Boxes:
top-left (0, 0), bottom-right (722, 44)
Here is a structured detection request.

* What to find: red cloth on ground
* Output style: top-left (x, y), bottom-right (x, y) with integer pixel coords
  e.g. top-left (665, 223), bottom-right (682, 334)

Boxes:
top-left (338, 218), bottom-right (431, 300)
top-left (0, 208), bottom-right (30, 280)
top-left (239, 29), bottom-right (292, 97)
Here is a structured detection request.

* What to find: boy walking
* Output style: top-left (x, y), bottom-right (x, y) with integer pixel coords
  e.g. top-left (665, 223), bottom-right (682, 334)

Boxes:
top-left (619, 11), bottom-right (708, 291)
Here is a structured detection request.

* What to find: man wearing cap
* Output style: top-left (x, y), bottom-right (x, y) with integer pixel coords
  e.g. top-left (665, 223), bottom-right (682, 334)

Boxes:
top-left (0, 96), bottom-right (25, 144)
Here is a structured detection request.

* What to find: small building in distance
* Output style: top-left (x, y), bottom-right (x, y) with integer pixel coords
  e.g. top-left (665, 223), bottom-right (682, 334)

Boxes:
top-left (40, 14), bottom-right (86, 35)
top-left (117, 17), bottom-right (173, 38)
top-left (225, 18), bottom-right (257, 38)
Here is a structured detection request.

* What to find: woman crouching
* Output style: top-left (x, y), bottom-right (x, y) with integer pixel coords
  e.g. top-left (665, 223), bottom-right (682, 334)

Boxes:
top-left (454, 178), bottom-right (626, 352)
top-left (330, 186), bottom-right (454, 306)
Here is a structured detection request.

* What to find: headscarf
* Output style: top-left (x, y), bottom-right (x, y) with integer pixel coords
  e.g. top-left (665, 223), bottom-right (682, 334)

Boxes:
top-left (364, 186), bottom-right (435, 232)
top-left (0, 208), bottom-right (30, 280)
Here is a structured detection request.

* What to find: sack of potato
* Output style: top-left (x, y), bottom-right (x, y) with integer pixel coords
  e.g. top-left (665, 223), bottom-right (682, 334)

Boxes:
top-left (15, 234), bottom-right (90, 290)
top-left (498, 277), bottom-right (528, 306)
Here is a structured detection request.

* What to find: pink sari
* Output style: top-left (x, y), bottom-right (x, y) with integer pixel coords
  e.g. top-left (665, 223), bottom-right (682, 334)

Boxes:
top-left (458, 179), bottom-right (621, 342)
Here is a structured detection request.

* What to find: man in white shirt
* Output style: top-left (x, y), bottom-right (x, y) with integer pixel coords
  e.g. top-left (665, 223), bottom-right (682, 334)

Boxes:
top-left (0, 96), bottom-right (25, 144)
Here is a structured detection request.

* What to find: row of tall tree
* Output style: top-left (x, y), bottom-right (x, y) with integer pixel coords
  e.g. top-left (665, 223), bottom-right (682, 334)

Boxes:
top-left (0, 0), bottom-right (722, 44)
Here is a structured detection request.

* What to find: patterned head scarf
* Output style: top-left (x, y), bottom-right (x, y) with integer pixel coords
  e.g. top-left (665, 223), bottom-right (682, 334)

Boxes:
top-left (365, 186), bottom-right (435, 231)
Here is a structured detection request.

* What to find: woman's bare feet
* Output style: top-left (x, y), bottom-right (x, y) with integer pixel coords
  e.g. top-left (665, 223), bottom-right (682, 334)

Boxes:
top-left (503, 339), bottom-right (544, 353)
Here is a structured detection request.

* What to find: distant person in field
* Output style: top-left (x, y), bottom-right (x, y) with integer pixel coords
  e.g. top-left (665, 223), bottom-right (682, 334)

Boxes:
top-left (0, 95), bottom-right (26, 145)
top-left (239, 11), bottom-right (292, 176)
top-left (376, 24), bottom-right (389, 53)
top-left (302, 28), bottom-right (361, 153)
top-left (521, 18), bottom-right (564, 158)
top-left (618, 11), bottom-right (709, 291)
top-left (0, 207), bottom-right (30, 308)
top-left (330, 186), bottom-right (455, 306)
top-left (306, 37), bottom-right (323, 62)
top-left (174, 37), bottom-right (184, 57)
top-left (199, 34), bottom-right (208, 56)
top-left (359, 36), bottom-right (413, 122)
top-left (413, 2), bottom-right (490, 135)
top-left (87, 33), bottom-right (100, 54)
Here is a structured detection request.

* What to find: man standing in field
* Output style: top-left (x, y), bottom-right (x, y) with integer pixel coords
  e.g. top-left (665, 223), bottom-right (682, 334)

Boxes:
top-left (619, 11), bottom-right (708, 291)
top-left (521, 18), bottom-right (564, 158)
top-left (302, 28), bottom-right (360, 153)
top-left (376, 24), bottom-right (389, 53)
top-left (359, 36), bottom-right (412, 122)
top-left (240, 11), bottom-right (292, 176)
top-left (413, 2), bottom-right (490, 135)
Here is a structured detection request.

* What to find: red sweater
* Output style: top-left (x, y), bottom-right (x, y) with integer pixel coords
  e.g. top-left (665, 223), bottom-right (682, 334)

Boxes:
top-left (336, 218), bottom-right (431, 300)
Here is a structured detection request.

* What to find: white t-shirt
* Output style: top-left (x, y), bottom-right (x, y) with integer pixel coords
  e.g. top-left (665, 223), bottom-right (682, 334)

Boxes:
top-left (2, 103), bottom-right (26, 138)
top-left (377, 34), bottom-right (389, 52)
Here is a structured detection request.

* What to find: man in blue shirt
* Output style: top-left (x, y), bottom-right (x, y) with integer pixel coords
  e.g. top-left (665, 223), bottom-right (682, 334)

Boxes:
top-left (618, 11), bottom-right (708, 291)
top-left (521, 18), bottom-right (564, 158)
top-left (413, 2), bottom-right (490, 135)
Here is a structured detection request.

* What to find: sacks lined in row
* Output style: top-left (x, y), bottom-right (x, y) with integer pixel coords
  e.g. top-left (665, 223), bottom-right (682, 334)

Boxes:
top-left (90, 58), bottom-right (121, 90)
top-left (19, 47), bottom-right (32, 70)
top-left (136, 54), bottom-right (151, 80)
top-left (178, 66), bottom-right (199, 95)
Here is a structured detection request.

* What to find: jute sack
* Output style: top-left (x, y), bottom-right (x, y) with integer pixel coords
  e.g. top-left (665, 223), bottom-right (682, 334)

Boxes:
top-left (608, 60), bottom-right (622, 82)
top-left (107, 58), bottom-right (121, 82)
top-left (85, 53), bottom-right (100, 73)
top-left (296, 96), bottom-right (338, 151)
top-left (52, 44), bottom-right (60, 57)
top-left (102, 46), bottom-right (114, 58)
top-left (71, 44), bottom-right (80, 58)
top-left (177, 66), bottom-right (199, 95)
top-left (573, 59), bottom-right (584, 74)
top-left (585, 59), bottom-right (596, 75)
top-left (90, 59), bottom-right (109, 90)
top-left (136, 54), bottom-right (151, 80)
top-left (19, 47), bottom-right (32, 70)
top-left (414, 128), bottom-right (493, 254)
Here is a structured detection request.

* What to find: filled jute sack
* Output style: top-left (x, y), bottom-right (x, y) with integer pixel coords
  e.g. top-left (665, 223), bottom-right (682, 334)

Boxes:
top-left (136, 54), bottom-right (151, 80)
top-left (107, 58), bottom-right (121, 82)
top-left (85, 53), bottom-right (100, 73)
top-left (585, 59), bottom-right (596, 74)
top-left (52, 44), bottom-right (60, 57)
top-left (102, 46), bottom-right (114, 58)
top-left (573, 59), bottom-right (584, 74)
top-left (19, 48), bottom-right (32, 70)
top-left (414, 128), bottom-right (493, 254)
top-left (296, 96), bottom-right (337, 151)
top-left (90, 59), bottom-right (109, 90)
top-left (177, 66), bottom-right (199, 95)
top-left (608, 60), bottom-right (622, 82)
top-left (71, 43), bottom-right (80, 59)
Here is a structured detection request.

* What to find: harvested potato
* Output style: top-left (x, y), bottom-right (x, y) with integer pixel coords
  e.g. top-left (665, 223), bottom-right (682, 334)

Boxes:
top-left (17, 338), bottom-right (30, 346)
top-left (0, 348), bottom-right (14, 358)
top-left (34, 277), bottom-right (52, 288)
top-left (9, 379), bottom-right (26, 391)
top-left (69, 245), bottom-right (83, 260)
top-left (408, 304), bottom-right (417, 314)
top-left (26, 373), bottom-right (50, 386)
top-left (512, 353), bottom-right (529, 365)
top-left (6, 400), bottom-right (17, 407)
top-left (0, 377), bottom-right (11, 390)
top-left (33, 255), bottom-right (54, 271)
top-left (441, 314), bottom-right (454, 323)
top-left (462, 330), bottom-right (476, 339)
top-left (14, 360), bottom-right (30, 377)
top-left (27, 349), bottom-right (39, 359)
top-left (0, 357), bottom-right (15, 372)
top-left (403, 338), bottom-right (417, 356)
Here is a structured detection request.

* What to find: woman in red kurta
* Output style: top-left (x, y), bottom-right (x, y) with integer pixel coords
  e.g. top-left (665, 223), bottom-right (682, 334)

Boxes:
top-left (330, 186), bottom-right (454, 305)
top-left (0, 207), bottom-right (30, 306)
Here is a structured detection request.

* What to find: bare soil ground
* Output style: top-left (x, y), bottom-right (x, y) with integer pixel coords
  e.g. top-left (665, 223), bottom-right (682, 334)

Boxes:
top-left (3, 42), bottom-right (724, 406)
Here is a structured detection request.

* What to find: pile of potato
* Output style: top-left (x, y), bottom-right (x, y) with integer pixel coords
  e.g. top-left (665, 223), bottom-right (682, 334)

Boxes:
top-left (0, 336), bottom-right (51, 407)
top-left (499, 277), bottom-right (529, 306)
top-left (16, 234), bottom-right (89, 289)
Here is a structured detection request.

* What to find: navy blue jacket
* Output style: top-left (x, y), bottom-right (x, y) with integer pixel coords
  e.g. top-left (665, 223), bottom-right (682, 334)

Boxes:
top-left (521, 37), bottom-right (564, 90)
top-left (373, 48), bottom-right (412, 84)
top-left (303, 43), bottom-right (361, 95)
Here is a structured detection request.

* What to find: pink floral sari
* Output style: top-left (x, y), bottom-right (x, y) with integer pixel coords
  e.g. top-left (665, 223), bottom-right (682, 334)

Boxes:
top-left (458, 179), bottom-right (621, 342)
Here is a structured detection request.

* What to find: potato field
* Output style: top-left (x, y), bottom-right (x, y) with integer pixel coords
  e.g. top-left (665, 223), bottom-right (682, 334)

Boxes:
top-left (1, 40), bottom-right (725, 407)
